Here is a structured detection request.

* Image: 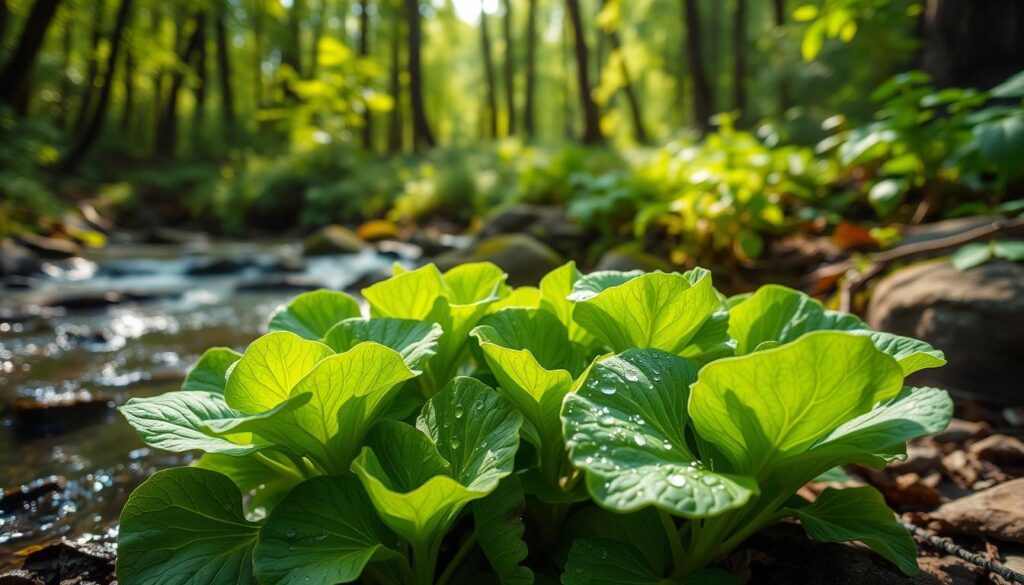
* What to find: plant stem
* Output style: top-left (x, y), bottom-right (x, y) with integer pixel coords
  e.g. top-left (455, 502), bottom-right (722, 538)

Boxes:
top-left (253, 452), bottom-right (304, 482)
top-left (436, 531), bottom-right (478, 585)
top-left (659, 510), bottom-right (686, 577)
top-left (412, 540), bottom-right (441, 585)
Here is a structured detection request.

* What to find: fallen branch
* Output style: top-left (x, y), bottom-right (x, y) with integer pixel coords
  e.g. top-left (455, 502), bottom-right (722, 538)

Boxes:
top-left (900, 518), bottom-right (1024, 584)
top-left (803, 217), bottom-right (1024, 312)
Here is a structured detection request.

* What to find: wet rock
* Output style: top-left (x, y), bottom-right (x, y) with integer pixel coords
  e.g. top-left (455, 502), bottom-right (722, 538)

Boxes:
top-left (377, 240), bottom-right (422, 261)
top-left (0, 477), bottom-right (66, 514)
top-left (262, 255), bottom-right (306, 274)
top-left (0, 239), bottom-right (43, 278)
top-left (478, 204), bottom-right (585, 257)
top-left (968, 435), bottom-right (1024, 468)
top-left (4, 276), bottom-right (36, 290)
top-left (11, 393), bottom-right (113, 438)
top-left (434, 234), bottom-right (564, 286)
top-left (929, 478), bottom-right (1024, 544)
top-left (13, 234), bottom-right (80, 260)
top-left (917, 555), bottom-right (987, 584)
top-left (44, 291), bottom-right (171, 311)
top-left (593, 247), bottom-right (673, 272)
top-left (141, 227), bottom-right (210, 246)
top-left (302, 225), bottom-right (365, 256)
top-left (184, 257), bottom-right (258, 276)
top-left (866, 260), bottom-right (1024, 406)
top-left (236, 276), bottom-right (324, 294)
top-left (0, 570), bottom-right (45, 585)
top-left (20, 541), bottom-right (115, 585)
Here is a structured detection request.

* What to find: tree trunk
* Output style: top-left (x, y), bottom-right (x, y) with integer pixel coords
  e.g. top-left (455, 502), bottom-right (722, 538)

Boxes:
top-left (58, 10), bottom-right (73, 128)
top-left (155, 12), bottom-right (205, 157)
top-left (0, 0), bottom-right (9, 45)
top-left (565, 0), bottom-right (603, 143)
top-left (309, 0), bottom-right (329, 77)
top-left (358, 0), bottom-right (374, 150)
top-left (480, 1), bottom-right (498, 139)
top-left (405, 0), bottom-right (435, 148)
top-left (121, 48), bottom-right (134, 134)
top-left (63, 0), bottom-right (133, 171)
top-left (523, 0), bottom-right (537, 139)
top-left (252, 0), bottom-right (264, 109)
top-left (773, 0), bottom-right (789, 117)
top-left (605, 20), bottom-right (647, 143)
top-left (732, 0), bottom-right (747, 122)
top-left (283, 0), bottom-right (304, 79)
top-left (194, 13), bottom-right (207, 131)
top-left (920, 0), bottom-right (1024, 90)
top-left (387, 0), bottom-right (403, 153)
top-left (0, 0), bottom-right (62, 108)
top-left (74, 0), bottom-right (107, 133)
top-left (215, 2), bottom-right (235, 137)
top-left (683, 0), bottom-right (713, 135)
top-left (502, 0), bottom-right (515, 135)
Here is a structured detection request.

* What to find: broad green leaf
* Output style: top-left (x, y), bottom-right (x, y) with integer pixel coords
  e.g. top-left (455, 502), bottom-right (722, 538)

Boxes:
top-left (489, 286), bottom-right (541, 312)
top-left (193, 453), bottom-right (302, 512)
top-left (788, 487), bottom-right (918, 575)
top-left (117, 467), bottom-right (260, 585)
top-left (563, 349), bottom-right (757, 517)
top-left (225, 331), bottom-right (333, 414)
top-left (868, 178), bottom-right (907, 218)
top-left (562, 539), bottom-right (660, 585)
top-left (728, 285), bottom-right (864, 354)
top-left (565, 508), bottom-right (670, 576)
top-left (442, 262), bottom-right (509, 305)
top-left (322, 318), bottom-right (443, 371)
top-left (951, 242), bottom-right (993, 271)
top-left (855, 331), bottom-right (945, 375)
top-left (120, 391), bottom-right (265, 456)
top-left (352, 377), bottom-right (521, 551)
top-left (475, 308), bottom-right (586, 375)
top-left (974, 113), bottom-right (1024, 172)
top-left (991, 70), bottom-right (1024, 98)
top-left (995, 240), bottom-right (1024, 261)
top-left (181, 347), bottom-right (242, 393)
top-left (268, 289), bottom-right (361, 340)
top-left (567, 270), bottom-right (643, 301)
top-left (254, 476), bottom-right (401, 585)
top-left (539, 261), bottom-right (593, 346)
top-left (363, 264), bottom-right (448, 320)
top-left (571, 271), bottom-right (729, 359)
top-left (474, 478), bottom-right (534, 585)
top-left (690, 332), bottom-right (904, 477)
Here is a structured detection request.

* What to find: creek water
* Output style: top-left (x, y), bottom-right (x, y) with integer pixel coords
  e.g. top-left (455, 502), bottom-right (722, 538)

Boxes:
top-left (0, 241), bottom-right (399, 567)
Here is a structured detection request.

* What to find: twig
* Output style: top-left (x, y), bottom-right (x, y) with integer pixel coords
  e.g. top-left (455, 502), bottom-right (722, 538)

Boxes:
top-left (900, 518), bottom-right (1024, 584)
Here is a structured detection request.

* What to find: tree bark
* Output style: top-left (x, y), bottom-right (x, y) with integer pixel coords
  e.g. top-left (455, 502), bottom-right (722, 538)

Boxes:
top-left (155, 12), bottom-right (205, 157)
top-left (606, 24), bottom-right (647, 143)
top-left (0, 0), bottom-right (62, 108)
top-left (283, 0), bottom-right (304, 77)
top-left (58, 10), bottom-right (73, 128)
top-left (387, 0), bottom-right (403, 153)
top-left (358, 0), bottom-right (374, 150)
top-left (194, 12), bottom-right (207, 129)
top-left (565, 0), bottom-right (603, 143)
top-left (74, 0), bottom-right (107, 132)
top-left (732, 0), bottom-right (747, 122)
top-left (0, 0), bottom-right (9, 44)
top-left (405, 0), bottom-right (435, 148)
top-left (920, 0), bottom-right (1024, 90)
top-left (480, 1), bottom-right (498, 139)
top-left (63, 0), bottom-right (133, 171)
top-left (523, 0), bottom-right (537, 139)
top-left (309, 0), bottom-right (329, 78)
top-left (215, 1), bottom-right (235, 136)
top-left (502, 0), bottom-right (515, 135)
top-left (251, 0), bottom-right (264, 109)
top-left (772, 0), bottom-right (789, 117)
top-left (121, 48), bottom-right (134, 134)
top-left (683, 0), bottom-right (713, 135)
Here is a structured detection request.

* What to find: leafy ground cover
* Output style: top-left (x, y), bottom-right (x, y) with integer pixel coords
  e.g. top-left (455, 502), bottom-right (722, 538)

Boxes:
top-left (112, 262), bottom-right (951, 584)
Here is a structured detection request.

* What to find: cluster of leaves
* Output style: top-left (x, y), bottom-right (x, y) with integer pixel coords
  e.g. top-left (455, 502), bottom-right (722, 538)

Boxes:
top-left (818, 70), bottom-right (1024, 218)
top-left (0, 107), bottom-right (65, 237)
top-left (118, 262), bottom-right (952, 584)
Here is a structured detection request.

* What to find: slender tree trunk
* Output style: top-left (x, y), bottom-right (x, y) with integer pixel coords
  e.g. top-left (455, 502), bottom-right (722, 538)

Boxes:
top-left (358, 0), bottom-right (374, 150)
top-left (74, 0), bottom-right (106, 133)
top-left (121, 48), bottom-right (134, 134)
top-left (309, 0), bottom-right (329, 77)
top-left (523, 0), bottom-right (537, 139)
top-left (604, 15), bottom-right (647, 143)
top-left (502, 0), bottom-right (515, 135)
top-left (405, 0), bottom-right (435, 148)
top-left (562, 14), bottom-right (573, 139)
top-left (683, 0), bottom-right (713, 135)
top-left (387, 0), bottom-right (403, 153)
top-left (480, 1), bottom-right (498, 139)
top-left (58, 10), bottom-right (73, 128)
top-left (282, 0), bottom-right (304, 89)
top-left (0, 0), bottom-right (62, 108)
top-left (565, 0), bottom-right (603, 143)
top-left (252, 0), bottom-right (264, 109)
top-left (773, 0), bottom-right (789, 117)
top-left (155, 12), bottom-right (205, 157)
top-left (194, 14), bottom-right (208, 131)
top-left (732, 0), bottom-right (747, 122)
top-left (215, 3), bottom-right (235, 138)
top-left (63, 0), bottom-right (133, 170)
top-left (921, 0), bottom-right (1024, 89)
top-left (0, 0), bottom-right (9, 45)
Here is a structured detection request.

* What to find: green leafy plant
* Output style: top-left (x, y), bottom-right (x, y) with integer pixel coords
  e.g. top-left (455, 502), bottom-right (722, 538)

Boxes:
top-left (117, 263), bottom-right (952, 584)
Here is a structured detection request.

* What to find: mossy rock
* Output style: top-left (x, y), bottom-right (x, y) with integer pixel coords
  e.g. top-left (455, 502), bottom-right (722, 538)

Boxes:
top-left (434, 233), bottom-right (564, 286)
top-left (593, 246), bottom-right (673, 273)
top-left (302, 225), bottom-right (366, 256)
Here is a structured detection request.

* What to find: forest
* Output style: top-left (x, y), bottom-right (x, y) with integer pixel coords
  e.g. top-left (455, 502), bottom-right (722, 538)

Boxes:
top-left (1, 0), bottom-right (1024, 584)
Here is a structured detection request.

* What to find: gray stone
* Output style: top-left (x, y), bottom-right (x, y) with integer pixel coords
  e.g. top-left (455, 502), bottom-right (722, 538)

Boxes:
top-left (867, 259), bottom-right (1024, 405)
top-left (302, 225), bottom-right (365, 256)
top-left (434, 233), bottom-right (564, 286)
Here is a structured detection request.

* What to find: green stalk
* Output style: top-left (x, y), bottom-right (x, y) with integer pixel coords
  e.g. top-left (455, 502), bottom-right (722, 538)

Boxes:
top-left (254, 452), bottom-right (305, 482)
top-left (659, 511), bottom-right (686, 577)
top-left (412, 539), bottom-right (442, 585)
top-left (436, 532), bottom-right (478, 585)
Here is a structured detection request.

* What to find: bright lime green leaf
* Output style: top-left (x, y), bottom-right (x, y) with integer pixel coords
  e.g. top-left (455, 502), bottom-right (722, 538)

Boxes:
top-left (442, 262), bottom-right (509, 305)
top-left (951, 243), bottom-right (993, 271)
top-left (562, 539), bottom-right (661, 585)
top-left (539, 261), bottom-right (594, 346)
top-left (475, 308), bottom-right (586, 375)
top-left (995, 240), bottom-right (1024, 261)
top-left (792, 5), bottom-right (818, 21)
top-left (322, 317), bottom-right (442, 371)
top-left (473, 478), bottom-right (533, 585)
top-left (856, 331), bottom-right (945, 375)
top-left (117, 468), bottom-right (260, 585)
top-left (254, 476), bottom-right (402, 585)
top-left (225, 331), bottom-right (333, 413)
top-left (563, 349), bottom-right (757, 517)
top-left (488, 286), bottom-right (541, 313)
top-left (568, 269), bottom-right (643, 301)
top-left (571, 271), bottom-right (729, 360)
top-left (868, 179), bottom-right (907, 217)
top-left (181, 347), bottom-right (241, 393)
top-left (120, 391), bottom-right (265, 456)
top-left (363, 264), bottom-right (448, 320)
top-left (788, 487), bottom-right (919, 576)
top-left (268, 289), bottom-right (361, 340)
top-left (690, 332), bottom-right (904, 477)
top-left (728, 285), bottom-right (864, 354)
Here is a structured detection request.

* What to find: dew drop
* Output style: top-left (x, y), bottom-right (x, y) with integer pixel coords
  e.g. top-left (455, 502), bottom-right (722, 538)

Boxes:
top-left (624, 371), bottom-right (639, 382)
top-left (599, 385), bottom-right (617, 395)
top-left (600, 415), bottom-right (617, 426)
top-left (449, 438), bottom-right (462, 450)
top-left (475, 400), bottom-right (484, 410)
top-left (454, 405), bottom-right (464, 419)
top-left (667, 474), bottom-right (688, 487)
top-left (315, 531), bottom-right (328, 541)
top-left (285, 528), bottom-right (297, 539)
top-left (633, 434), bottom-right (647, 447)
top-left (662, 440), bottom-right (673, 450)
top-left (599, 548), bottom-right (609, 559)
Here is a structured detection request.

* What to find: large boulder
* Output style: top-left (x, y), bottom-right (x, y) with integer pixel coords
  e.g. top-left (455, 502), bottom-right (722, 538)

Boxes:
top-left (302, 225), bottom-right (366, 256)
top-left (433, 233), bottom-right (564, 286)
top-left (478, 205), bottom-right (585, 257)
top-left (593, 246), bottom-right (673, 273)
top-left (866, 259), bottom-right (1024, 405)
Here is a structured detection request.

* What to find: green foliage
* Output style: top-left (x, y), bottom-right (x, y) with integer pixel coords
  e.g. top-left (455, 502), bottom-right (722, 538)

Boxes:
top-left (119, 263), bottom-right (951, 584)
